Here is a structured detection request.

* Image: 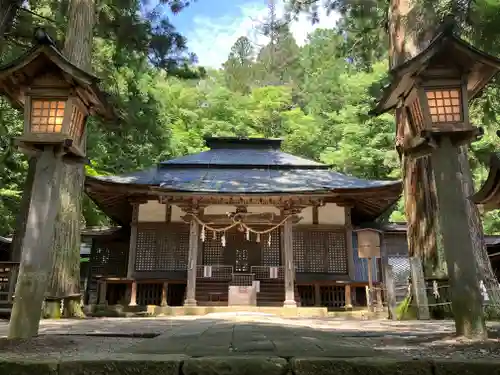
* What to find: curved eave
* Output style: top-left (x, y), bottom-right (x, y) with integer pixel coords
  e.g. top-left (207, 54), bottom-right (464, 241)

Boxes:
top-left (0, 44), bottom-right (98, 85)
top-left (85, 176), bottom-right (402, 226)
top-left (371, 31), bottom-right (500, 117)
top-left (471, 154), bottom-right (500, 207)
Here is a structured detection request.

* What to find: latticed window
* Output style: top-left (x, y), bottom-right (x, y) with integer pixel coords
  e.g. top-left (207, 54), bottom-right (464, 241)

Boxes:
top-left (262, 230), bottom-right (281, 266)
top-left (293, 229), bottom-right (348, 274)
top-left (31, 99), bottom-right (65, 133)
top-left (426, 88), bottom-right (462, 123)
top-left (408, 96), bottom-right (425, 133)
top-left (68, 105), bottom-right (85, 141)
top-left (202, 231), bottom-right (224, 265)
top-left (135, 224), bottom-right (189, 272)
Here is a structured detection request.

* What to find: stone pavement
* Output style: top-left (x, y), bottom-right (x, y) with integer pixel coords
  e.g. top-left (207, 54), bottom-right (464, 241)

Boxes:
top-left (1, 314), bottom-right (500, 374)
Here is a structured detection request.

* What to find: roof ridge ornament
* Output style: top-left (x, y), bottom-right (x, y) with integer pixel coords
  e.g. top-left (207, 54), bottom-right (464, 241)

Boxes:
top-left (33, 27), bottom-right (57, 47)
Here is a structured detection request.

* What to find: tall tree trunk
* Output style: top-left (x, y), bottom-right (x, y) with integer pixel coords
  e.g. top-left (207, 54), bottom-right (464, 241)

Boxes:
top-left (458, 148), bottom-right (500, 317)
top-left (43, 0), bottom-right (95, 319)
top-left (10, 159), bottom-right (35, 262)
top-left (389, 0), bottom-right (437, 320)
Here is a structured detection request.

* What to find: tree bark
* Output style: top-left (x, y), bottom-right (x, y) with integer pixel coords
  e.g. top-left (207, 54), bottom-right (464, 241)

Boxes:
top-left (10, 158), bottom-right (35, 262)
top-left (432, 139), bottom-right (486, 338)
top-left (8, 148), bottom-right (64, 338)
top-left (0, 0), bottom-right (22, 43)
top-left (44, 0), bottom-right (95, 319)
top-left (458, 147), bottom-right (500, 317)
top-left (389, 0), bottom-right (432, 318)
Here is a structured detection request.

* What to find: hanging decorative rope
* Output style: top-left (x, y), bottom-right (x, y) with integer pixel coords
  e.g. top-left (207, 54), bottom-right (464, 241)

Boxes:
top-left (189, 213), bottom-right (291, 246)
top-left (267, 233), bottom-right (272, 247)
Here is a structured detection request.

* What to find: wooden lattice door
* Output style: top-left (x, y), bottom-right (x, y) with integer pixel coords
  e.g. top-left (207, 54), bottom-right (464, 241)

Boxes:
top-left (224, 230), bottom-right (261, 272)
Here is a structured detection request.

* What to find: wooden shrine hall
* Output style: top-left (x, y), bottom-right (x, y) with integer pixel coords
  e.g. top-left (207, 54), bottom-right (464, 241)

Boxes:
top-left (85, 137), bottom-right (402, 310)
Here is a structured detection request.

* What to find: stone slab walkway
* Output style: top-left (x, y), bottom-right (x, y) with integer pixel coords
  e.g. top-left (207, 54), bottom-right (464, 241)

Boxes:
top-left (0, 314), bottom-right (500, 360)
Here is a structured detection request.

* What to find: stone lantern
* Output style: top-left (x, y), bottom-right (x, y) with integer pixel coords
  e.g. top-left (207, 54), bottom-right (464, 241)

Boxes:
top-left (0, 31), bottom-right (115, 339)
top-left (0, 32), bottom-right (114, 160)
top-left (371, 26), bottom-right (500, 157)
top-left (371, 22), bottom-right (500, 337)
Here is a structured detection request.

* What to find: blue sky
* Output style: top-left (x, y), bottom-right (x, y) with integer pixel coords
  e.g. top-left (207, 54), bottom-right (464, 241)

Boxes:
top-left (162, 0), bottom-right (340, 69)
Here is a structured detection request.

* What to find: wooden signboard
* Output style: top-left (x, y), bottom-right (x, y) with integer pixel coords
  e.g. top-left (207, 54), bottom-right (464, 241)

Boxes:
top-left (357, 229), bottom-right (381, 258)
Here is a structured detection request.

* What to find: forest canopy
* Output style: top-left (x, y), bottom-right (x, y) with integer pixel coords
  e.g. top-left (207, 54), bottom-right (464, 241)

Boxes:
top-left (2, 0), bottom-right (500, 236)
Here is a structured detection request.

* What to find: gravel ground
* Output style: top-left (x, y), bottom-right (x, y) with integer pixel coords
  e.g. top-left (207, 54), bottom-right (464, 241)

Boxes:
top-left (0, 317), bottom-right (499, 360)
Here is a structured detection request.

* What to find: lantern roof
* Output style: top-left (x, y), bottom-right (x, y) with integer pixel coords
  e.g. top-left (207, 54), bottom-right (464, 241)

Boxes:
top-left (371, 24), bottom-right (500, 116)
top-left (0, 30), bottom-right (115, 121)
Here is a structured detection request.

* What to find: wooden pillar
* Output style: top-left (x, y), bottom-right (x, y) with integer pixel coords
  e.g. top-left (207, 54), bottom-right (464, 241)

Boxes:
top-left (127, 203), bottom-right (139, 279)
top-left (409, 256), bottom-right (430, 319)
top-left (128, 280), bottom-right (137, 306)
top-left (380, 232), bottom-right (397, 319)
top-left (344, 284), bottom-right (352, 309)
top-left (367, 257), bottom-right (374, 312)
top-left (344, 207), bottom-right (355, 279)
top-left (283, 215), bottom-right (296, 307)
top-left (7, 265), bottom-right (18, 304)
top-left (431, 137), bottom-right (485, 336)
top-left (365, 285), bottom-right (371, 309)
top-left (314, 284), bottom-right (321, 306)
top-left (385, 266), bottom-right (398, 320)
top-left (98, 280), bottom-right (107, 305)
top-left (8, 148), bottom-right (64, 339)
top-left (184, 217), bottom-right (200, 306)
top-left (161, 282), bottom-right (168, 307)
top-left (376, 286), bottom-right (383, 311)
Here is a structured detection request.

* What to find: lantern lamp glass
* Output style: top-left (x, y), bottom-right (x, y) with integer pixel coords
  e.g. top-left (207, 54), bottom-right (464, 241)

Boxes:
top-left (31, 99), bottom-right (66, 133)
top-left (425, 88), bottom-right (462, 123)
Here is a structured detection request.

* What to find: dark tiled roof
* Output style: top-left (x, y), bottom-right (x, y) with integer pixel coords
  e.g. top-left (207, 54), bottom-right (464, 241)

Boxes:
top-left (92, 137), bottom-right (399, 193)
top-left (93, 167), bottom-right (397, 193)
top-left (86, 137), bottom-right (402, 225)
top-left (159, 148), bottom-right (326, 169)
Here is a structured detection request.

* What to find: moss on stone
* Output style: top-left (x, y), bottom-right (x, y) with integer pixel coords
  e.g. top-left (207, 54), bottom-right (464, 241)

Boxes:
top-left (0, 360), bottom-right (58, 375)
top-left (433, 359), bottom-right (500, 375)
top-left (58, 355), bottom-right (183, 375)
top-left (291, 357), bottom-right (432, 375)
top-left (182, 356), bottom-right (289, 375)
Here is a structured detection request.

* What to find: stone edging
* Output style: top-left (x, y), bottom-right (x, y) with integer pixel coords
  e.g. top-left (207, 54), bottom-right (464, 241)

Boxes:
top-left (0, 355), bottom-right (499, 375)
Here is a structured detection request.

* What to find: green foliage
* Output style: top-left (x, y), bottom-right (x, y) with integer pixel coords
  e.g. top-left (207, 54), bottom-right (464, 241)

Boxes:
top-left (4, 0), bottom-right (500, 237)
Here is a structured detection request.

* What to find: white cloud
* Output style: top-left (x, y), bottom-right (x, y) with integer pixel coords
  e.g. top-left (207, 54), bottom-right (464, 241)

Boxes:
top-left (185, 1), bottom-right (340, 69)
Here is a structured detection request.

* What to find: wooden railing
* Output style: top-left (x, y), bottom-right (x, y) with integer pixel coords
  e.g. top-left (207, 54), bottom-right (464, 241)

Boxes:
top-left (250, 266), bottom-right (284, 280)
top-left (196, 265), bottom-right (234, 280)
top-left (0, 262), bottom-right (20, 306)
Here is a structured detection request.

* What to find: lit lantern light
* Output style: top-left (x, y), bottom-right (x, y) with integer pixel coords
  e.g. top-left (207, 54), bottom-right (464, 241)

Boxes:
top-left (371, 23), bottom-right (500, 157)
top-left (0, 29), bottom-right (115, 160)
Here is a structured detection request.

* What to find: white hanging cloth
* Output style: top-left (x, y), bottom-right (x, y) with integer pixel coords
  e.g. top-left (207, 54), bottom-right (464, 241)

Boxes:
top-left (203, 265), bottom-right (212, 278)
top-left (269, 266), bottom-right (279, 279)
top-left (480, 280), bottom-right (489, 302)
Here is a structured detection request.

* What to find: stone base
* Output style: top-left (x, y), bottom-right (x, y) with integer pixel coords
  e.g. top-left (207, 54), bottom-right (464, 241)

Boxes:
top-left (183, 299), bottom-right (197, 307)
top-left (283, 300), bottom-right (298, 308)
top-left (147, 305), bottom-right (328, 317)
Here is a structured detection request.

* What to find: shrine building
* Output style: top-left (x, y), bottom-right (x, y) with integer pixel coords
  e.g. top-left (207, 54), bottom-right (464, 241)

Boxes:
top-left (84, 137), bottom-right (401, 310)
